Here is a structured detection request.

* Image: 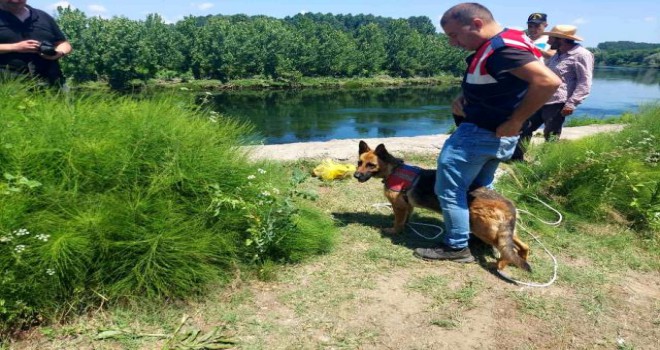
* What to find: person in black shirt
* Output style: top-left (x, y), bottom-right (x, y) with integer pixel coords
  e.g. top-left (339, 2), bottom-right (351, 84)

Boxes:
top-left (0, 0), bottom-right (72, 86)
top-left (414, 3), bottom-right (560, 263)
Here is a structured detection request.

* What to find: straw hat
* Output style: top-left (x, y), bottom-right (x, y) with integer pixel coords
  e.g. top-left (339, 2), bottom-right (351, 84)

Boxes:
top-left (542, 25), bottom-right (583, 41)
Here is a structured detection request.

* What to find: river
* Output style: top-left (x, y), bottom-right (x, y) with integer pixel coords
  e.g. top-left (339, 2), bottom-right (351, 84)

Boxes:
top-left (209, 67), bottom-right (659, 144)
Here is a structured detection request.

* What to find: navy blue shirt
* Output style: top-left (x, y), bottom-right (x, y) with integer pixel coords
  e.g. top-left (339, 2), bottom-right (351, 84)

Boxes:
top-left (0, 6), bottom-right (66, 82)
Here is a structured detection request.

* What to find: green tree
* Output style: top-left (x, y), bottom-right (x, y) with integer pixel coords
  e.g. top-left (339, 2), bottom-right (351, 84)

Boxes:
top-left (140, 14), bottom-right (185, 79)
top-left (174, 16), bottom-right (202, 78)
top-left (385, 19), bottom-right (423, 77)
top-left (355, 23), bottom-right (387, 76)
top-left (96, 17), bottom-right (146, 89)
top-left (55, 7), bottom-right (92, 82)
top-left (190, 16), bottom-right (233, 80)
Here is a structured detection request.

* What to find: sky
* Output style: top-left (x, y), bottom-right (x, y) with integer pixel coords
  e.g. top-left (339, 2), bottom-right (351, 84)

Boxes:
top-left (27, 0), bottom-right (660, 48)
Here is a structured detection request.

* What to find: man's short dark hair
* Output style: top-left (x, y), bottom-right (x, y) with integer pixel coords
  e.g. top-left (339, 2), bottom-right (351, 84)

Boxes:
top-left (441, 3), bottom-right (494, 27)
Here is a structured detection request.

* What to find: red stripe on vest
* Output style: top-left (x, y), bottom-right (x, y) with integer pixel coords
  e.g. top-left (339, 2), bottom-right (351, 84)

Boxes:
top-left (468, 29), bottom-right (541, 77)
top-left (385, 166), bottom-right (421, 192)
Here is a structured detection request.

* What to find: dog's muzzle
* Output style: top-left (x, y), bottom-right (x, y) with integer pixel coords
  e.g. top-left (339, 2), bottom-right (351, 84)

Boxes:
top-left (353, 171), bottom-right (372, 183)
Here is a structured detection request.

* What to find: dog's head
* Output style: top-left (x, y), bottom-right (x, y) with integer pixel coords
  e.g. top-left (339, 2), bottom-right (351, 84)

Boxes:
top-left (353, 140), bottom-right (403, 183)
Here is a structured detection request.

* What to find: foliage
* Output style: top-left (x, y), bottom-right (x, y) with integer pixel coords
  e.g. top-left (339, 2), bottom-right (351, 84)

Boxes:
top-left (209, 168), bottom-right (330, 264)
top-left (499, 105), bottom-right (660, 234)
top-left (53, 9), bottom-right (467, 90)
top-left (563, 114), bottom-right (630, 127)
top-left (94, 314), bottom-right (237, 349)
top-left (0, 81), bottom-right (337, 336)
top-left (592, 41), bottom-right (660, 68)
top-left (596, 41), bottom-right (660, 51)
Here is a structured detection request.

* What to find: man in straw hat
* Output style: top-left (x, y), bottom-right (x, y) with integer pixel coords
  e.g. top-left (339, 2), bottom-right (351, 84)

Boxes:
top-left (511, 24), bottom-right (594, 162)
top-left (414, 3), bottom-right (560, 263)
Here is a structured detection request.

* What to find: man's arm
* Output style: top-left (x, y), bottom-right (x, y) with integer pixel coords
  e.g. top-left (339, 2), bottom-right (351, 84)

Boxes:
top-left (0, 40), bottom-right (40, 54)
top-left (452, 94), bottom-right (465, 117)
top-left (495, 60), bottom-right (561, 137)
top-left (563, 51), bottom-right (594, 115)
top-left (541, 49), bottom-right (556, 60)
top-left (41, 40), bottom-right (73, 61)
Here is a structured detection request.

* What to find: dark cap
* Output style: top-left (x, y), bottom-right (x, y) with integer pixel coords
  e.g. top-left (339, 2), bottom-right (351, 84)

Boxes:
top-left (527, 13), bottom-right (547, 24)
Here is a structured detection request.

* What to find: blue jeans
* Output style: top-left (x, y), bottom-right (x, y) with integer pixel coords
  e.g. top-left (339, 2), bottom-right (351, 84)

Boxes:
top-left (435, 123), bottom-right (519, 248)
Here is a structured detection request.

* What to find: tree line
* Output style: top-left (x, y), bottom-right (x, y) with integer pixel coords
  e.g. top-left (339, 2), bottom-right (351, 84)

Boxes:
top-left (592, 41), bottom-right (660, 68)
top-left (54, 8), bottom-right (468, 90)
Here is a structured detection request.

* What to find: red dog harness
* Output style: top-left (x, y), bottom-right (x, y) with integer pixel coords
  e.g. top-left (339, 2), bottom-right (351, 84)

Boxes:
top-left (384, 165), bottom-right (422, 192)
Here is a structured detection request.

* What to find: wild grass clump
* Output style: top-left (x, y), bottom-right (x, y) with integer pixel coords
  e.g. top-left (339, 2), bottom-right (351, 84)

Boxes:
top-left (500, 105), bottom-right (659, 235)
top-left (0, 80), bottom-right (337, 336)
top-left (563, 113), bottom-right (634, 127)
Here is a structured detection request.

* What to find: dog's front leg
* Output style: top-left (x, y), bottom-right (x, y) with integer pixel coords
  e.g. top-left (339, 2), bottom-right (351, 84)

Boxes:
top-left (384, 197), bottom-right (412, 234)
top-left (384, 206), bottom-right (409, 234)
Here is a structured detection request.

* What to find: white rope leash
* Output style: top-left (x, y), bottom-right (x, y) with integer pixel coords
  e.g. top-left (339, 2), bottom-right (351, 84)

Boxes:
top-left (371, 202), bottom-right (444, 240)
top-left (496, 193), bottom-right (562, 287)
top-left (496, 217), bottom-right (559, 287)
top-left (373, 194), bottom-right (562, 288)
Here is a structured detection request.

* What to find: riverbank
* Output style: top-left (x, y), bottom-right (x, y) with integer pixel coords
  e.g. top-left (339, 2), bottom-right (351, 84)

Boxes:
top-left (77, 75), bottom-right (462, 92)
top-left (247, 124), bottom-right (625, 161)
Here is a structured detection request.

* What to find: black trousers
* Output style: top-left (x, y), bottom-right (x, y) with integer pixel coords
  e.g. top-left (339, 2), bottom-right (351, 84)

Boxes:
top-left (511, 103), bottom-right (566, 161)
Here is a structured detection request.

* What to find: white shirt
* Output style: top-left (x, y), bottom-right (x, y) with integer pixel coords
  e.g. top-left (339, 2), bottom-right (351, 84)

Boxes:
top-left (533, 35), bottom-right (550, 52)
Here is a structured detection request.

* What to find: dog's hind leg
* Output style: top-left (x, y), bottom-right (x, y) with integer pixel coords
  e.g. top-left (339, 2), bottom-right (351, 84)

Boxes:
top-left (495, 232), bottom-right (532, 272)
top-left (513, 234), bottom-right (530, 260)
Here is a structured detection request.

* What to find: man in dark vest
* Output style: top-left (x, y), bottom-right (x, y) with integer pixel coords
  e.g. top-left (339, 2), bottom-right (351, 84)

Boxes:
top-left (414, 3), bottom-right (560, 262)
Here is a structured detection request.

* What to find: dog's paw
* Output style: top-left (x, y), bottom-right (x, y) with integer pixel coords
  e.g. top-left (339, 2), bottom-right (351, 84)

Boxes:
top-left (383, 227), bottom-right (400, 235)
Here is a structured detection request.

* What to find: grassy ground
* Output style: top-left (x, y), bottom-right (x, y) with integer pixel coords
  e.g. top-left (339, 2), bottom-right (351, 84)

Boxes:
top-left (9, 151), bottom-right (659, 350)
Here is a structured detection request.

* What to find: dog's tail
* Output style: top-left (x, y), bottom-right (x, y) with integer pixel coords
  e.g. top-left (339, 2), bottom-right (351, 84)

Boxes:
top-left (496, 218), bottom-right (532, 272)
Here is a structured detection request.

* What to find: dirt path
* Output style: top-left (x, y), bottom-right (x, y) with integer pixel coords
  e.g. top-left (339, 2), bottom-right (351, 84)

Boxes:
top-left (247, 124), bottom-right (624, 161)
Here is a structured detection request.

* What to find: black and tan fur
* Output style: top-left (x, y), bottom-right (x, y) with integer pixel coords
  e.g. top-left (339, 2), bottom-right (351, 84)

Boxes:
top-left (353, 140), bottom-right (531, 271)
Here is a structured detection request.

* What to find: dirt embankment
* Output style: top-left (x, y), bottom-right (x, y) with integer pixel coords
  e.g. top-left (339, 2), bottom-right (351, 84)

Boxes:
top-left (247, 124), bottom-right (624, 161)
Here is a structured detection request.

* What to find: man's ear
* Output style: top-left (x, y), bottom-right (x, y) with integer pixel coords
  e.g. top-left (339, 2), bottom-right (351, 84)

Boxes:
top-left (472, 17), bottom-right (484, 31)
top-left (358, 140), bottom-right (371, 155)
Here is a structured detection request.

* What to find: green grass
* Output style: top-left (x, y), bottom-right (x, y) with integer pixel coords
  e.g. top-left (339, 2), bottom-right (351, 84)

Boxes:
top-left (563, 114), bottom-right (632, 127)
top-left (498, 104), bottom-right (660, 237)
top-left (510, 292), bottom-right (566, 321)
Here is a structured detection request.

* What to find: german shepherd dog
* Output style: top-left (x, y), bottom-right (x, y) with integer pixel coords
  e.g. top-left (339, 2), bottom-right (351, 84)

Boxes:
top-left (353, 140), bottom-right (531, 271)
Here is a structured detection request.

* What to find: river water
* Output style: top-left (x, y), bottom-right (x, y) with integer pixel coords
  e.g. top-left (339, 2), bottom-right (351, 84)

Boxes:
top-left (209, 67), bottom-right (659, 144)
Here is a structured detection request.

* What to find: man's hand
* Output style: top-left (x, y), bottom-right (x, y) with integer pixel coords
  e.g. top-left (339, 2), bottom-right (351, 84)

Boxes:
top-left (496, 119), bottom-right (524, 138)
top-left (561, 106), bottom-right (574, 117)
top-left (452, 95), bottom-right (465, 117)
top-left (40, 51), bottom-right (65, 61)
top-left (12, 40), bottom-right (40, 53)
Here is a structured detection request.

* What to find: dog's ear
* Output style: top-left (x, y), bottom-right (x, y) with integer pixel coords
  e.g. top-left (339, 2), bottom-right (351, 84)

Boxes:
top-left (374, 144), bottom-right (388, 157)
top-left (374, 144), bottom-right (404, 165)
top-left (358, 140), bottom-right (371, 155)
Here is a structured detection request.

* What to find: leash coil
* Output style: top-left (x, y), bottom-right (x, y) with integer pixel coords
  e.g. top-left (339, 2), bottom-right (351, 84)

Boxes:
top-left (372, 194), bottom-right (562, 288)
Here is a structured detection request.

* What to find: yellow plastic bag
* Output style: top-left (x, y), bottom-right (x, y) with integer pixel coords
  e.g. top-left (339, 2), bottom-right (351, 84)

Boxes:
top-left (312, 159), bottom-right (356, 181)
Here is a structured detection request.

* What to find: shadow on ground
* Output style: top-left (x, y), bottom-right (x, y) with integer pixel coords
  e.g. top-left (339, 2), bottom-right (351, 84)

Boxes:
top-left (332, 211), bottom-right (509, 280)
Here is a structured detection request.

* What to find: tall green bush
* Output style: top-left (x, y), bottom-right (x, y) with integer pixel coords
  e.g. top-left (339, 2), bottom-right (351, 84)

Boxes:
top-left (0, 81), bottom-right (337, 335)
top-left (500, 105), bottom-right (660, 233)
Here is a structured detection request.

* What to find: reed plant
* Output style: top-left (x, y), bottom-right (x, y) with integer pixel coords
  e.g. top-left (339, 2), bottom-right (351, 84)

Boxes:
top-left (0, 80), bottom-right (336, 336)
